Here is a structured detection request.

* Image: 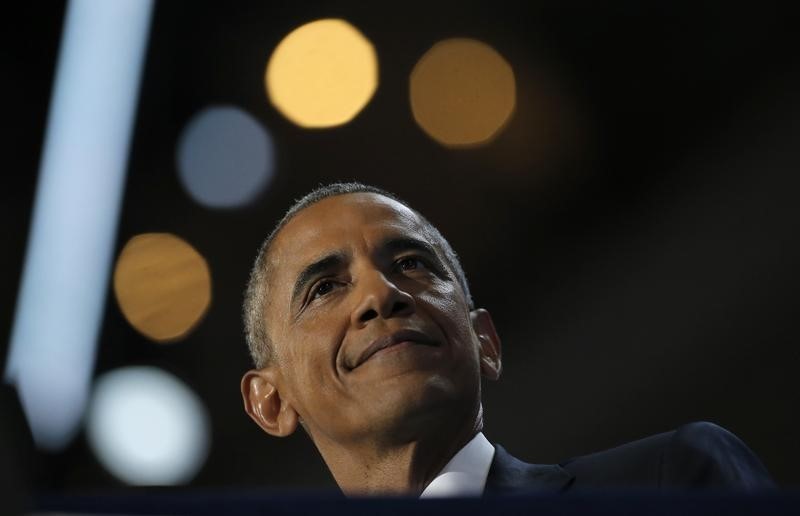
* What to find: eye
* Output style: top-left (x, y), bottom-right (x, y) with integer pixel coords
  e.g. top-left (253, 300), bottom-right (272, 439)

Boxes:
top-left (396, 256), bottom-right (426, 272)
top-left (310, 279), bottom-right (336, 300)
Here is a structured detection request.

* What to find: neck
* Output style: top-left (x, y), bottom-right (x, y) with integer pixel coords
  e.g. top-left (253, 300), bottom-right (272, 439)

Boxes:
top-left (317, 409), bottom-right (483, 496)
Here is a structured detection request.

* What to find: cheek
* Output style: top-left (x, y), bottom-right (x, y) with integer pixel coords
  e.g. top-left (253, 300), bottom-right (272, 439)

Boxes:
top-left (282, 314), bottom-right (349, 397)
top-left (423, 282), bottom-right (475, 345)
top-left (286, 324), bottom-right (337, 371)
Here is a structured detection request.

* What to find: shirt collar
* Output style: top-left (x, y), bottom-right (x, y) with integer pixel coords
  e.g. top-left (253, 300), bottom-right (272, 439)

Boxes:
top-left (419, 432), bottom-right (495, 498)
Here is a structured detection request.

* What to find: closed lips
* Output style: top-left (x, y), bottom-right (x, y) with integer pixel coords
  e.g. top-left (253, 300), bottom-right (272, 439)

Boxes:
top-left (352, 329), bottom-right (438, 369)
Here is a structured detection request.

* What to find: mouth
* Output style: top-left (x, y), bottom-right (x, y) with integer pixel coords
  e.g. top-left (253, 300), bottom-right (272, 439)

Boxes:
top-left (349, 329), bottom-right (438, 370)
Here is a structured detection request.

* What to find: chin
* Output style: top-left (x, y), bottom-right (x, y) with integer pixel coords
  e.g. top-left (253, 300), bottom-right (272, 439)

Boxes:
top-left (373, 373), bottom-right (478, 435)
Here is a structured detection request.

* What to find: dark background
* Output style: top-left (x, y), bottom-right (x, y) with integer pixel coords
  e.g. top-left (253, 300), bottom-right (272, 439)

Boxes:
top-left (3, 0), bottom-right (798, 491)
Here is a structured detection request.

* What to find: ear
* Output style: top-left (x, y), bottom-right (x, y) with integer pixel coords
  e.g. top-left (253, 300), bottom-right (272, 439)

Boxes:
top-left (470, 308), bottom-right (502, 380)
top-left (241, 368), bottom-right (299, 437)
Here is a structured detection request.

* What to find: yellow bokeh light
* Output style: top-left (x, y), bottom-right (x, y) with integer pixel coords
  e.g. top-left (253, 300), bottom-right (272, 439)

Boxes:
top-left (266, 18), bottom-right (378, 128)
top-left (410, 38), bottom-right (516, 147)
top-left (113, 233), bottom-right (212, 343)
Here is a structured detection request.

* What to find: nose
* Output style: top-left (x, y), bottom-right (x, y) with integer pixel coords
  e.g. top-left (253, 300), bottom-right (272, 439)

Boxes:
top-left (352, 269), bottom-right (415, 326)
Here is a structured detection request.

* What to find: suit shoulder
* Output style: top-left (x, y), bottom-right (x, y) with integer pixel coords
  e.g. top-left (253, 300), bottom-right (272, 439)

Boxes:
top-left (560, 422), bottom-right (773, 490)
top-left (662, 421), bottom-right (773, 490)
top-left (668, 421), bottom-right (739, 460)
top-left (560, 428), bottom-right (672, 487)
top-left (672, 421), bottom-right (735, 446)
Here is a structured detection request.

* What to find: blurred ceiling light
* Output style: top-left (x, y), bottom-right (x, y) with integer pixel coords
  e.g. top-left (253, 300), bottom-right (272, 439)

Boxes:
top-left (410, 38), bottom-right (516, 147)
top-left (3, 0), bottom-right (153, 450)
top-left (87, 366), bottom-right (210, 485)
top-left (177, 105), bottom-right (275, 209)
top-left (266, 18), bottom-right (378, 128)
top-left (113, 233), bottom-right (211, 342)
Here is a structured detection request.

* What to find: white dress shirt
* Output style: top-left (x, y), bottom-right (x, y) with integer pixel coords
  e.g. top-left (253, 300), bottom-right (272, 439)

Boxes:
top-left (419, 432), bottom-right (495, 498)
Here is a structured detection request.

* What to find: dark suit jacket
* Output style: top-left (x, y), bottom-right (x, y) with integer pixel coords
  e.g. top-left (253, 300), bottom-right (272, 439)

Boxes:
top-left (485, 421), bottom-right (774, 493)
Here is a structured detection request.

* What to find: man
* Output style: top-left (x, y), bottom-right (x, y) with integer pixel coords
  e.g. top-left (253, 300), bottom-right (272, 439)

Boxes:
top-left (240, 182), bottom-right (772, 496)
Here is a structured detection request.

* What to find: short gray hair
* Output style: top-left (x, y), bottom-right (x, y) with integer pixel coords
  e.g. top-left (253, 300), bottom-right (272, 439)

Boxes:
top-left (243, 182), bottom-right (474, 368)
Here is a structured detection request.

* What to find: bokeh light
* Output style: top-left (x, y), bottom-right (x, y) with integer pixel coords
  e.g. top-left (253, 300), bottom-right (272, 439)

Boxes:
top-left (176, 105), bottom-right (275, 209)
top-left (113, 233), bottom-right (211, 342)
top-left (86, 366), bottom-right (210, 485)
top-left (266, 18), bottom-right (378, 128)
top-left (410, 38), bottom-right (516, 147)
top-left (4, 0), bottom-right (154, 451)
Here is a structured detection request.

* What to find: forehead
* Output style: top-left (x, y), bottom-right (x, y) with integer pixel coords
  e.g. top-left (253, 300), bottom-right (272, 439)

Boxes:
top-left (269, 192), bottom-right (428, 274)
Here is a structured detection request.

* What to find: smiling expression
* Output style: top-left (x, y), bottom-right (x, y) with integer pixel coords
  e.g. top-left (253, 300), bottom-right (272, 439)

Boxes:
top-left (261, 193), bottom-right (487, 446)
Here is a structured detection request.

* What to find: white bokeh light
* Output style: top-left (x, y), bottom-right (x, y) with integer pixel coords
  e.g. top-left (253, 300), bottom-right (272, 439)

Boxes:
top-left (176, 105), bottom-right (275, 209)
top-left (87, 366), bottom-right (210, 485)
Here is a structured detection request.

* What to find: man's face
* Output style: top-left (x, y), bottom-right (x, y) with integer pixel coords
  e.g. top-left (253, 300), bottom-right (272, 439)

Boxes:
top-left (261, 193), bottom-right (489, 446)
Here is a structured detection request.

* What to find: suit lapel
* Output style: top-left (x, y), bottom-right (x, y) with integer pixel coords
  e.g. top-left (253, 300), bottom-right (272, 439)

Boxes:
top-left (485, 444), bottom-right (574, 494)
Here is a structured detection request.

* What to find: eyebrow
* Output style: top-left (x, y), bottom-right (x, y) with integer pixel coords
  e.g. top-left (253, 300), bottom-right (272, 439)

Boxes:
top-left (290, 252), bottom-right (347, 308)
